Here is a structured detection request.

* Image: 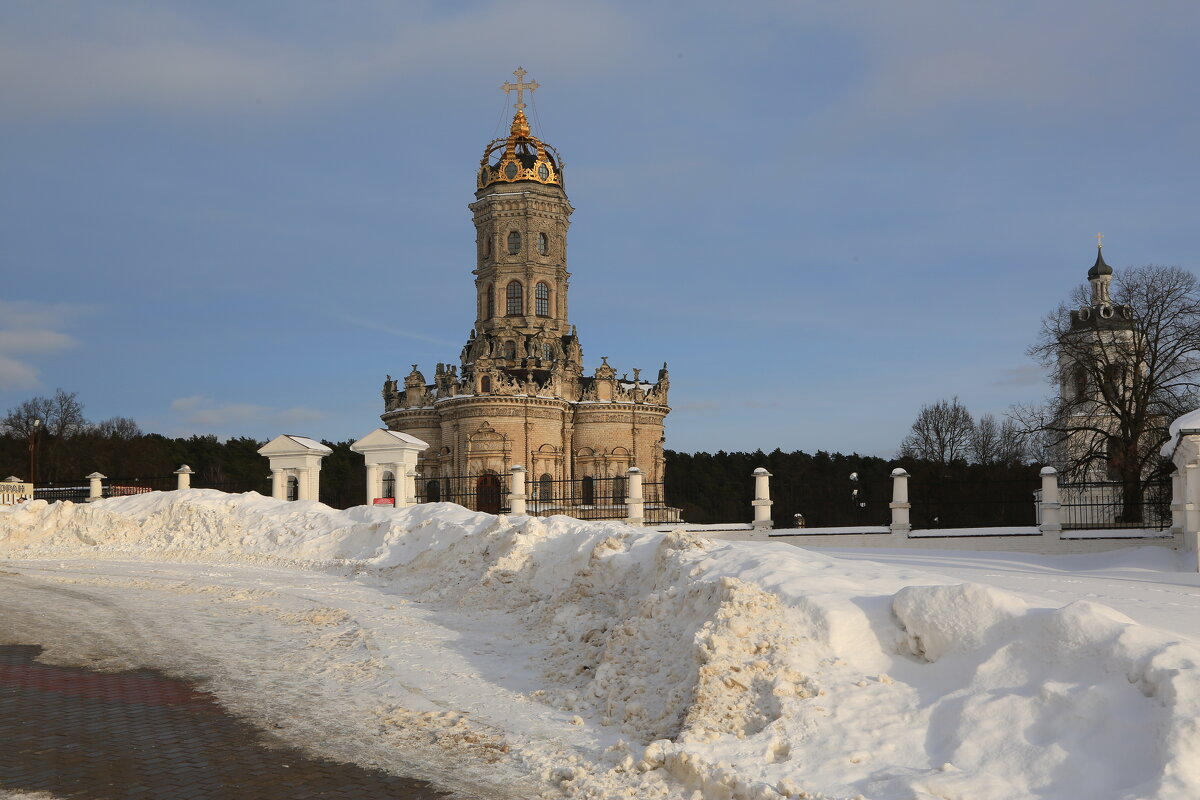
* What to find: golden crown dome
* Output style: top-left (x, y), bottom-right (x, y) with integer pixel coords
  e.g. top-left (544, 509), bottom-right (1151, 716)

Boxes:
top-left (477, 109), bottom-right (564, 190)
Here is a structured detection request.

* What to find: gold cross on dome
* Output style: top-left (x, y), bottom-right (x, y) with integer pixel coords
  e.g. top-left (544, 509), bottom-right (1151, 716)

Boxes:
top-left (502, 66), bottom-right (539, 112)
top-left (1096, 232), bottom-right (1104, 248)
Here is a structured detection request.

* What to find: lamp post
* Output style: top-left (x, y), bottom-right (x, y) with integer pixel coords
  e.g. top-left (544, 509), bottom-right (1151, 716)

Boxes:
top-left (28, 418), bottom-right (41, 484)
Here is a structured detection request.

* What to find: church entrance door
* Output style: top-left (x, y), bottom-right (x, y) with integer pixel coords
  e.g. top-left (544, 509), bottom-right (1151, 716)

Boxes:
top-left (476, 473), bottom-right (502, 514)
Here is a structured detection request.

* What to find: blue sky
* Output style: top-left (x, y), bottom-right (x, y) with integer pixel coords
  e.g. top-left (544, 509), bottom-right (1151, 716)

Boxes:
top-left (2, 1), bottom-right (1198, 456)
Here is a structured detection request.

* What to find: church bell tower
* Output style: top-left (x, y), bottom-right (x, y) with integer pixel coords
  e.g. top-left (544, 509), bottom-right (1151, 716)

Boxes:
top-left (461, 68), bottom-right (581, 393)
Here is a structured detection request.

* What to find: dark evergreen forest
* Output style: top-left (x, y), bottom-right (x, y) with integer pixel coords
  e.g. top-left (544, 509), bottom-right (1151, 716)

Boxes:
top-left (0, 427), bottom-right (1039, 527)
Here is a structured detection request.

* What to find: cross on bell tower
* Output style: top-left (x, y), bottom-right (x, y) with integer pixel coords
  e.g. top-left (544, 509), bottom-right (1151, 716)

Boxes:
top-left (501, 67), bottom-right (539, 112)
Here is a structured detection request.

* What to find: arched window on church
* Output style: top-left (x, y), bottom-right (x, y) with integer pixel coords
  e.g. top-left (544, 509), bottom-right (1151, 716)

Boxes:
top-left (507, 231), bottom-right (521, 255)
top-left (581, 476), bottom-right (595, 506)
top-left (539, 473), bottom-right (553, 503)
top-left (1073, 364), bottom-right (1089, 399)
top-left (503, 340), bottom-right (517, 360)
top-left (535, 282), bottom-right (550, 317)
top-left (480, 375), bottom-right (492, 393)
top-left (612, 476), bottom-right (626, 505)
top-left (485, 284), bottom-right (494, 319)
top-left (507, 281), bottom-right (523, 315)
top-left (537, 232), bottom-right (549, 256)
top-left (425, 479), bottom-right (441, 503)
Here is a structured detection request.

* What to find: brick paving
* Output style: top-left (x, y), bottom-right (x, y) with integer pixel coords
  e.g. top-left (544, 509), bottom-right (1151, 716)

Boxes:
top-left (0, 645), bottom-right (454, 799)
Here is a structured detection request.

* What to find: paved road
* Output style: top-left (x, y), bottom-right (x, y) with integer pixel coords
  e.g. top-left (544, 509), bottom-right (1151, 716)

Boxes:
top-left (0, 644), bottom-right (454, 799)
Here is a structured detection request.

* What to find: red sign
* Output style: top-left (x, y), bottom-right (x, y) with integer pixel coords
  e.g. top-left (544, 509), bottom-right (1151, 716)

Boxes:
top-left (372, 498), bottom-right (396, 506)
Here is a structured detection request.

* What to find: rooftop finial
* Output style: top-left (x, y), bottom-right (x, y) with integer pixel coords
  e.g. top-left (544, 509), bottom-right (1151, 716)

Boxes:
top-left (502, 66), bottom-right (539, 113)
top-left (1096, 232), bottom-right (1104, 249)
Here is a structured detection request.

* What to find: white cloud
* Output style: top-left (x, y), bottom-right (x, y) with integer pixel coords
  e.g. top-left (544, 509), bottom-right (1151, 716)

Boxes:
top-left (0, 300), bottom-right (85, 390)
top-left (0, 355), bottom-right (39, 390)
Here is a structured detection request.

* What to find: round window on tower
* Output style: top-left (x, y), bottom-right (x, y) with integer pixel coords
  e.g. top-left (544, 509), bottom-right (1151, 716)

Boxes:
top-left (537, 233), bottom-right (548, 256)
top-left (508, 231), bottom-right (521, 255)
top-left (504, 161), bottom-right (518, 180)
top-left (479, 167), bottom-right (489, 184)
top-left (538, 164), bottom-right (549, 181)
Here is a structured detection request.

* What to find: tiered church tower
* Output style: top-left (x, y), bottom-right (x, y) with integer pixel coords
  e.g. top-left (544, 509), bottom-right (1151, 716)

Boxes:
top-left (1058, 238), bottom-right (1137, 479)
top-left (381, 70), bottom-right (670, 500)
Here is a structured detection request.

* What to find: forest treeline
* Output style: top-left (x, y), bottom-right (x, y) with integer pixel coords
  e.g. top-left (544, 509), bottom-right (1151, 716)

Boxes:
top-left (0, 424), bottom-right (1039, 525)
top-left (1, 389), bottom-right (1038, 524)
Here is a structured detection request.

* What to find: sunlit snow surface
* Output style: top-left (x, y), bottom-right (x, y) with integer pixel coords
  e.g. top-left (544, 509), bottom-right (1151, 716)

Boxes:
top-left (2, 490), bottom-right (1199, 800)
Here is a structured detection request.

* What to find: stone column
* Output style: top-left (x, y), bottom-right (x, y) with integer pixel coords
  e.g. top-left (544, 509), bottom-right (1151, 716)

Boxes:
top-left (626, 467), bottom-right (644, 526)
top-left (510, 465), bottom-right (528, 515)
top-left (365, 463), bottom-right (380, 505)
top-left (1039, 466), bottom-right (1062, 538)
top-left (889, 468), bottom-right (911, 536)
top-left (402, 470), bottom-right (418, 508)
top-left (174, 465), bottom-right (194, 490)
top-left (752, 467), bottom-right (773, 530)
top-left (271, 469), bottom-right (285, 500)
top-left (86, 472), bottom-right (106, 502)
top-left (304, 465), bottom-right (320, 502)
top-left (1171, 471), bottom-right (1186, 534)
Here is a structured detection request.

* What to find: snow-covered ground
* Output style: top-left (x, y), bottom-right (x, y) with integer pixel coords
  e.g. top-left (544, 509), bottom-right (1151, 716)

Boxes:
top-left (2, 491), bottom-right (1199, 800)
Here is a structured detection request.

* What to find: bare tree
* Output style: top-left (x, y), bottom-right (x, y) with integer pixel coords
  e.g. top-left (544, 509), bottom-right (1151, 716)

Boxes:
top-left (2, 396), bottom-right (53, 438)
top-left (1019, 264), bottom-right (1200, 516)
top-left (93, 417), bottom-right (142, 439)
top-left (972, 414), bottom-right (1026, 465)
top-left (900, 397), bottom-right (975, 465)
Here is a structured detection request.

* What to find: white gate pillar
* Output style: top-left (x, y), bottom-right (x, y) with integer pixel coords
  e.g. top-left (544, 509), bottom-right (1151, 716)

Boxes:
top-left (1185, 463), bottom-right (1200, 556)
top-left (175, 464), bottom-right (194, 490)
top-left (889, 468), bottom-right (911, 536)
top-left (626, 467), bottom-right (644, 526)
top-left (510, 465), bottom-right (528, 515)
top-left (86, 472), bottom-right (106, 502)
top-left (1039, 466), bottom-right (1062, 538)
top-left (350, 429), bottom-right (429, 508)
top-left (258, 436), bottom-right (332, 503)
top-left (752, 467), bottom-right (773, 530)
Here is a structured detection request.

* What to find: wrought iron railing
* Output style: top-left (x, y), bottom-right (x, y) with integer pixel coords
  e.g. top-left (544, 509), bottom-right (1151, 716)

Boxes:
top-left (415, 473), bottom-right (511, 514)
top-left (1057, 480), bottom-right (1171, 530)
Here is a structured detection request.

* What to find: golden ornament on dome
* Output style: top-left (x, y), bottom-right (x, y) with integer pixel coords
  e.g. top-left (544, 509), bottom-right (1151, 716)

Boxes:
top-left (478, 68), bottom-right (563, 190)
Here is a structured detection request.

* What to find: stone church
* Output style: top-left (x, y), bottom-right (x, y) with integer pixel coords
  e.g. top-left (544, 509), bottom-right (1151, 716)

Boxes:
top-left (381, 71), bottom-right (671, 503)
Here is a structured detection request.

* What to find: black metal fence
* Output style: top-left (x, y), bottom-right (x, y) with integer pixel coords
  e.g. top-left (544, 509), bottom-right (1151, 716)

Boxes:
top-left (416, 473), bottom-right (511, 514)
top-left (33, 482), bottom-right (90, 503)
top-left (772, 475), bottom-right (893, 528)
top-left (1058, 480), bottom-right (1171, 530)
top-left (907, 477), bottom-right (1041, 529)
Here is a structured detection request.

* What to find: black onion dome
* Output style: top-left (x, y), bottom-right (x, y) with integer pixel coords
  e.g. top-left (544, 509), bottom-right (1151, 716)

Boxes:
top-left (1088, 246), bottom-right (1113, 279)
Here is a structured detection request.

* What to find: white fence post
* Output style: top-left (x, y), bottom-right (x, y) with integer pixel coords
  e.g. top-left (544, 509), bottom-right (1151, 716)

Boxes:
top-left (889, 468), bottom-right (911, 536)
top-left (510, 465), bottom-right (528, 515)
top-left (1171, 471), bottom-right (1186, 534)
top-left (86, 472), bottom-right (106, 502)
top-left (752, 467), bottom-right (773, 530)
top-left (626, 467), bottom-right (644, 526)
top-left (1039, 466), bottom-right (1062, 538)
top-left (174, 464), bottom-right (194, 490)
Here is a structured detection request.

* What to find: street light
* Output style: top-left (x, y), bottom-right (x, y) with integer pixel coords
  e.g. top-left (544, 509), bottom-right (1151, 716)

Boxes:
top-left (28, 418), bottom-right (41, 484)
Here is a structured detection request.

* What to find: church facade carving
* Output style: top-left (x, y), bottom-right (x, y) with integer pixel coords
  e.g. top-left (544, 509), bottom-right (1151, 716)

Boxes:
top-left (381, 71), bottom-right (671, 494)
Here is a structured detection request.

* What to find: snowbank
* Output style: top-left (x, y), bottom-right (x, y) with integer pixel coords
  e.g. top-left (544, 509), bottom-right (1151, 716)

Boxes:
top-left (3, 491), bottom-right (1199, 799)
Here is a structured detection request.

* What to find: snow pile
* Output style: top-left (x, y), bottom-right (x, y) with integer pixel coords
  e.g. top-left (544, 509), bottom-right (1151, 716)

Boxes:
top-left (3, 491), bottom-right (1200, 799)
